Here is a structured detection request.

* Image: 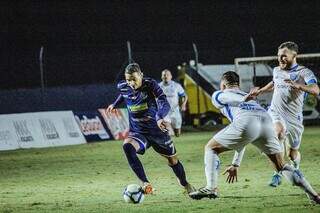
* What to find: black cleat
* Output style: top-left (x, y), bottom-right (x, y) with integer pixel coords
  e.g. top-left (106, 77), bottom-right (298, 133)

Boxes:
top-left (189, 187), bottom-right (218, 200)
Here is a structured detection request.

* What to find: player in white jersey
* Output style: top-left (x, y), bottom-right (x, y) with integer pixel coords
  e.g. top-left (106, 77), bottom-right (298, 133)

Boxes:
top-left (189, 71), bottom-right (320, 204)
top-left (159, 69), bottom-right (188, 137)
top-left (251, 42), bottom-right (320, 187)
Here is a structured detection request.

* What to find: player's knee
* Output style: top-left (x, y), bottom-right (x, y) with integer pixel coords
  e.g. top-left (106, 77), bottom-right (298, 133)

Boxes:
top-left (123, 142), bottom-right (137, 154)
top-left (167, 156), bottom-right (178, 166)
top-left (289, 149), bottom-right (298, 160)
top-left (275, 126), bottom-right (285, 140)
top-left (205, 139), bottom-right (220, 151)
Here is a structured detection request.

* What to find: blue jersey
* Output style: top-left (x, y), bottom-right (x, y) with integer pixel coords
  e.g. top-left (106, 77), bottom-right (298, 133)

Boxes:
top-left (113, 77), bottom-right (170, 134)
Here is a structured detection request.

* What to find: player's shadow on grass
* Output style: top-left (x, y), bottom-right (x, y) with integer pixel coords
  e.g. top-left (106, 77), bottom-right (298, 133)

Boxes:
top-left (223, 193), bottom-right (301, 199)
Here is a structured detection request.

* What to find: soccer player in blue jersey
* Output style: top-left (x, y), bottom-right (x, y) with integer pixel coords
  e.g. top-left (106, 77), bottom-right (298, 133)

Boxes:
top-left (189, 71), bottom-right (320, 204)
top-left (106, 63), bottom-right (195, 195)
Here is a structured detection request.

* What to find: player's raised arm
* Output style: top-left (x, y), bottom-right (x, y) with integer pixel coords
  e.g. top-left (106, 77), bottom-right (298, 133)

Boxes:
top-left (253, 81), bottom-right (274, 96)
top-left (284, 69), bottom-right (319, 96)
top-left (105, 81), bottom-right (125, 114)
top-left (105, 94), bottom-right (123, 114)
top-left (211, 90), bottom-right (247, 108)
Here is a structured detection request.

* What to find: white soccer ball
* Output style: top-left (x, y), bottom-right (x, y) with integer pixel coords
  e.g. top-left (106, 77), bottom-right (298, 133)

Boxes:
top-left (123, 184), bottom-right (145, 204)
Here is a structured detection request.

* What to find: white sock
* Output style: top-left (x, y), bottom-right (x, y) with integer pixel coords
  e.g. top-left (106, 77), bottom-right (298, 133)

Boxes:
top-left (281, 164), bottom-right (318, 197)
top-left (291, 152), bottom-right (301, 169)
top-left (204, 148), bottom-right (220, 190)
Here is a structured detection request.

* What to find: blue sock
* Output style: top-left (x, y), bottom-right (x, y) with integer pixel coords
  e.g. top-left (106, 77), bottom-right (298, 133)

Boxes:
top-left (170, 161), bottom-right (188, 187)
top-left (123, 143), bottom-right (149, 183)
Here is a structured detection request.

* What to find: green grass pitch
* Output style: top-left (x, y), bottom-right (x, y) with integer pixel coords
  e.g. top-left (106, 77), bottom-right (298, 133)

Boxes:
top-left (1, 127), bottom-right (320, 212)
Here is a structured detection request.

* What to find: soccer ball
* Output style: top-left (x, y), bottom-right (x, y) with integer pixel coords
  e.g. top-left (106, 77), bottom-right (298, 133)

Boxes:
top-left (123, 184), bottom-right (145, 204)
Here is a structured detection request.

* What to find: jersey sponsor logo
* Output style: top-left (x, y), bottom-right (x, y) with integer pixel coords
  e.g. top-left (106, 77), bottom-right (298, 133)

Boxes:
top-left (141, 91), bottom-right (148, 100)
top-left (239, 103), bottom-right (265, 111)
top-left (276, 84), bottom-right (290, 89)
top-left (128, 103), bottom-right (148, 112)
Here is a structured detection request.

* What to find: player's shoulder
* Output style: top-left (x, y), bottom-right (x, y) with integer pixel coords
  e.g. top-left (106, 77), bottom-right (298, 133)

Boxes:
top-left (212, 90), bottom-right (223, 99)
top-left (273, 66), bottom-right (281, 72)
top-left (143, 77), bottom-right (157, 84)
top-left (172, 80), bottom-right (183, 87)
top-left (143, 77), bottom-right (158, 88)
top-left (296, 65), bottom-right (313, 74)
top-left (158, 81), bottom-right (163, 86)
top-left (117, 80), bottom-right (128, 90)
top-left (211, 90), bottom-right (225, 107)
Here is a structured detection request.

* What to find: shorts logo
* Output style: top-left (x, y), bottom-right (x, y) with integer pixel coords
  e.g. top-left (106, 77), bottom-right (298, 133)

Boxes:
top-left (164, 140), bottom-right (172, 145)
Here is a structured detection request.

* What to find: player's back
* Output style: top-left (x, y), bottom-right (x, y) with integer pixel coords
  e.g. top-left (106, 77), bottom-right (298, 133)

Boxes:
top-left (212, 88), bottom-right (266, 122)
top-left (212, 88), bottom-right (277, 147)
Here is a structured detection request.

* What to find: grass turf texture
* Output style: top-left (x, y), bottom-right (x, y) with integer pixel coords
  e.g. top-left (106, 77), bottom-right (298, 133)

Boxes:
top-left (0, 127), bottom-right (320, 212)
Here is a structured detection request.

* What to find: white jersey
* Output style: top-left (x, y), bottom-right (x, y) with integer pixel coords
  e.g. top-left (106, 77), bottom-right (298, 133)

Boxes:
top-left (211, 88), bottom-right (281, 155)
top-left (211, 88), bottom-right (266, 122)
top-left (271, 64), bottom-right (317, 118)
top-left (159, 81), bottom-right (186, 110)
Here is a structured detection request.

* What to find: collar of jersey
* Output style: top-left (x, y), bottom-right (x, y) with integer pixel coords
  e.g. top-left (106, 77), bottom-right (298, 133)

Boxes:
top-left (287, 64), bottom-right (299, 72)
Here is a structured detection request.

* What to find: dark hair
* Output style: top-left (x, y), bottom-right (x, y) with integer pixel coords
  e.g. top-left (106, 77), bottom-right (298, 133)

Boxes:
top-left (278, 41), bottom-right (299, 53)
top-left (125, 63), bottom-right (142, 74)
top-left (222, 71), bottom-right (239, 86)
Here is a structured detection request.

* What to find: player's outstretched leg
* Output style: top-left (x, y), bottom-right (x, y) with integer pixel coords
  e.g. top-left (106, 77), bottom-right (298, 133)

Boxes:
top-left (189, 139), bottom-right (229, 200)
top-left (122, 140), bottom-right (152, 194)
top-left (167, 155), bottom-right (196, 194)
top-left (281, 164), bottom-right (320, 204)
top-left (289, 149), bottom-right (301, 169)
top-left (268, 153), bottom-right (320, 204)
top-left (269, 122), bottom-right (285, 187)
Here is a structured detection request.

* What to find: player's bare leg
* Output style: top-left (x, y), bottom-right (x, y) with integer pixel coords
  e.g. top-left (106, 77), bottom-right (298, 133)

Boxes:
top-left (189, 138), bottom-right (230, 200)
top-left (269, 122), bottom-right (286, 187)
top-left (267, 153), bottom-right (320, 204)
top-left (289, 148), bottom-right (301, 169)
top-left (122, 138), bottom-right (153, 194)
top-left (173, 128), bottom-right (181, 137)
top-left (163, 154), bottom-right (196, 194)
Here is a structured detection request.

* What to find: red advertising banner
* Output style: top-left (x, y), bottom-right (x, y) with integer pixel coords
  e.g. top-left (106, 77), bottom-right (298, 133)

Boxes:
top-left (98, 108), bottom-right (129, 140)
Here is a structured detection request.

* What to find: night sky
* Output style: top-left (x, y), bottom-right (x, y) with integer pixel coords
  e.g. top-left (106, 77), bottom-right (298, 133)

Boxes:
top-left (3, 1), bottom-right (320, 89)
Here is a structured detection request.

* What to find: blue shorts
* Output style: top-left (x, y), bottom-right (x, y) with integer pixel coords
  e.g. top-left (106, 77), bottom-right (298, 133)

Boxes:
top-left (127, 131), bottom-right (177, 157)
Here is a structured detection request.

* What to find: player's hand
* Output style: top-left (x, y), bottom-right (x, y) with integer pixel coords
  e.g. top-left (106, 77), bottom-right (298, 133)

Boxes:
top-left (284, 79), bottom-right (301, 90)
top-left (223, 165), bottom-right (238, 183)
top-left (105, 104), bottom-right (116, 114)
top-left (249, 87), bottom-right (261, 96)
top-left (157, 119), bottom-right (169, 132)
top-left (180, 103), bottom-right (187, 112)
top-left (244, 87), bottom-right (260, 101)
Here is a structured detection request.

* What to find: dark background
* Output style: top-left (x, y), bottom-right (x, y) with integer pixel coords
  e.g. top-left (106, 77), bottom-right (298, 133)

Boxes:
top-left (3, 1), bottom-right (320, 90)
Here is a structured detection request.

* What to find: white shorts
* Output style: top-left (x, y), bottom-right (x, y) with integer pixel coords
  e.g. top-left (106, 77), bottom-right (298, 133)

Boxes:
top-left (213, 112), bottom-right (282, 155)
top-left (268, 108), bottom-right (304, 150)
top-left (168, 109), bottom-right (182, 129)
